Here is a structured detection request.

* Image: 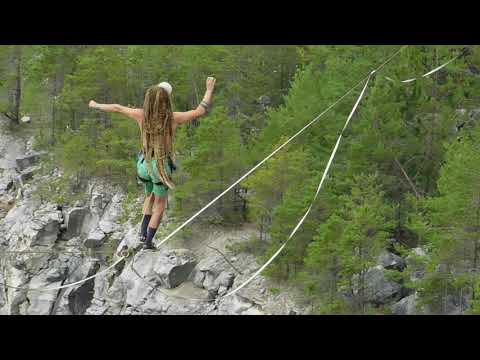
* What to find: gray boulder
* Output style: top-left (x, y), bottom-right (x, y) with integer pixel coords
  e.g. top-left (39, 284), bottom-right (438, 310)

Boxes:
top-left (53, 258), bottom-right (100, 315)
top-left (390, 292), bottom-right (438, 315)
top-left (444, 294), bottom-right (469, 315)
top-left (215, 294), bottom-right (264, 315)
top-left (377, 251), bottom-right (406, 271)
top-left (405, 247), bottom-right (428, 282)
top-left (16, 166), bottom-right (40, 187)
top-left (98, 196), bottom-right (123, 234)
top-left (100, 249), bottom-right (199, 314)
top-left (80, 212), bottom-right (101, 238)
top-left (15, 153), bottom-right (41, 172)
top-left (62, 206), bottom-right (89, 240)
top-left (258, 95), bottom-right (272, 110)
top-left (123, 248), bottom-right (197, 290)
top-left (391, 294), bottom-right (418, 315)
top-left (411, 247), bottom-right (427, 258)
top-left (202, 272), bottom-right (217, 293)
top-left (26, 267), bottom-right (69, 315)
top-left (364, 266), bottom-right (405, 305)
top-left (152, 249), bottom-right (197, 288)
top-left (139, 282), bottom-right (211, 315)
top-left (191, 267), bottom-right (206, 288)
top-left (83, 228), bottom-right (106, 248)
top-left (104, 278), bottom-right (129, 315)
top-left (90, 193), bottom-right (104, 214)
top-left (73, 200), bottom-right (85, 208)
top-left (0, 172), bottom-right (16, 193)
top-left (22, 204), bottom-right (62, 247)
top-left (192, 253), bottom-right (236, 294)
top-left (84, 271), bottom-right (112, 315)
top-left (98, 220), bottom-right (120, 234)
top-left (213, 271), bottom-right (235, 295)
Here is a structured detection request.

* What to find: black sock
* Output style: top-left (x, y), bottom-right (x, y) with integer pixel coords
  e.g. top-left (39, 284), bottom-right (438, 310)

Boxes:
top-left (140, 215), bottom-right (152, 238)
top-left (146, 227), bottom-right (158, 245)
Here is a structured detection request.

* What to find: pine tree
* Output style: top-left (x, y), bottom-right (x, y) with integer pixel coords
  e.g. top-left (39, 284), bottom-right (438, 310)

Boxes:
top-left (304, 173), bottom-right (395, 314)
top-left (172, 106), bottom-right (247, 224)
top-left (408, 123), bottom-right (480, 313)
top-left (0, 45), bottom-right (23, 124)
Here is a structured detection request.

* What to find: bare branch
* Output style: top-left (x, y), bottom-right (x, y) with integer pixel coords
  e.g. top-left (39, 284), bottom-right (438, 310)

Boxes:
top-left (206, 244), bottom-right (243, 275)
top-left (394, 157), bottom-right (422, 199)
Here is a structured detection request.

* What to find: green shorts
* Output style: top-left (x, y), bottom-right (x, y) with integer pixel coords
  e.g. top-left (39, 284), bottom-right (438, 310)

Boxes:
top-left (136, 156), bottom-right (173, 197)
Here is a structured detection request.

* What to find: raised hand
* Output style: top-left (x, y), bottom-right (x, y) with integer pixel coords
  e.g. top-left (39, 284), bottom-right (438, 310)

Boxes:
top-left (206, 77), bottom-right (216, 92)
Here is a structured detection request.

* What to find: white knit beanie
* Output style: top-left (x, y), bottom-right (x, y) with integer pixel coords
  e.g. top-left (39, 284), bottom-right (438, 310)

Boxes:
top-left (157, 82), bottom-right (173, 96)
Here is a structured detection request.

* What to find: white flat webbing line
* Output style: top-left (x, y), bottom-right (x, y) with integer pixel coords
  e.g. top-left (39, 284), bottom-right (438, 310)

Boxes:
top-left (1, 47), bottom-right (407, 296)
top-left (422, 56), bottom-right (458, 77)
top-left (222, 72), bottom-right (374, 299)
top-left (385, 54), bottom-right (459, 83)
top-left (154, 47), bottom-right (407, 249)
top-left (1, 256), bottom-right (126, 292)
top-left (155, 77), bottom-right (366, 248)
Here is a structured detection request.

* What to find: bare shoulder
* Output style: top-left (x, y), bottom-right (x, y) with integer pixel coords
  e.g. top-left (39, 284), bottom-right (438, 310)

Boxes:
top-left (124, 108), bottom-right (143, 126)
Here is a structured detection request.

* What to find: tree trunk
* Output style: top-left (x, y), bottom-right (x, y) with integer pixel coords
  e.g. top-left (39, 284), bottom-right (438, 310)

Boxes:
top-left (49, 71), bottom-right (62, 144)
top-left (13, 50), bottom-right (21, 123)
top-left (5, 46), bottom-right (22, 124)
top-left (71, 109), bottom-right (76, 130)
top-left (473, 194), bottom-right (480, 301)
top-left (474, 241), bottom-right (478, 271)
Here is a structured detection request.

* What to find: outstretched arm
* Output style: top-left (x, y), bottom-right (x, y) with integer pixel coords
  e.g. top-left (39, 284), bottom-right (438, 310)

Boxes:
top-left (173, 77), bottom-right (216, 126)
top-left (88, 100), bottom-right (143, 123)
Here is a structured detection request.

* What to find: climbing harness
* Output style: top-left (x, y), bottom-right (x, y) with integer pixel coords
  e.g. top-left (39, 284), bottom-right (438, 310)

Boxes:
top-left (136, 151), bottom-right (176, 186)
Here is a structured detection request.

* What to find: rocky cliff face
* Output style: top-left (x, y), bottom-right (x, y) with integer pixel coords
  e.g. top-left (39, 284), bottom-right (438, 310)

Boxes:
top-left (0, 116), bottom-right (307, 315)
top-left (0, 116), bottom-right (468, 315)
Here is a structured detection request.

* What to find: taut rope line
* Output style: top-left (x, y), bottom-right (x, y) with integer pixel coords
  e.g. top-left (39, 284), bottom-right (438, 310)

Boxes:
top-left (0, 46), bottom-right (408, 294)
top-left (222, 70), bottom-right (375, 299)
top-left (384, 54), bottom-right (460, 83)
top-left (153, 46), bottom-right (408, 250)
top-left (221, 47), bottom-right (463, 299)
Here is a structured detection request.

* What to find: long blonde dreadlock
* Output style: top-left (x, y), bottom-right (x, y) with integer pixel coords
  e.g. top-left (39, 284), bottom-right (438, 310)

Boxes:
top-left (141, 85), bottom-right (176, 189)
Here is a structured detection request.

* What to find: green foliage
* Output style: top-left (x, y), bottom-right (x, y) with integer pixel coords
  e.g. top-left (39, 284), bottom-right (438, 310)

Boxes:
top-left (32, 157), bottom-right (87, 206)
top-left (119, 190), bottom-right (143, 225)
top-left (172, 106), bottom-right (247, 224)
top-left (226, 235), bottom-right (268, 257)
top-left (303, 173), bottom-right (395, 313)
top-left (406, 122), bottom-right (480, 312)
top-left (3, 45), bottom-right (480, 314)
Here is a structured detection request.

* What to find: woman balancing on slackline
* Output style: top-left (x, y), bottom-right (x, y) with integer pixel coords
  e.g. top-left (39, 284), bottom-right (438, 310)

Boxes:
top-left (88, 76), bottom-right (216, 250)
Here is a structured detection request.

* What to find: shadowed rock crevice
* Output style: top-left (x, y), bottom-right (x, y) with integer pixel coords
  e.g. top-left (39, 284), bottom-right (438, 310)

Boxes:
top-left (0, 115), bottom-right (305, 315)
top-left (68, 279), bottom-right (96, 315)
top-left (167, 262), bottom-right (197, 289)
